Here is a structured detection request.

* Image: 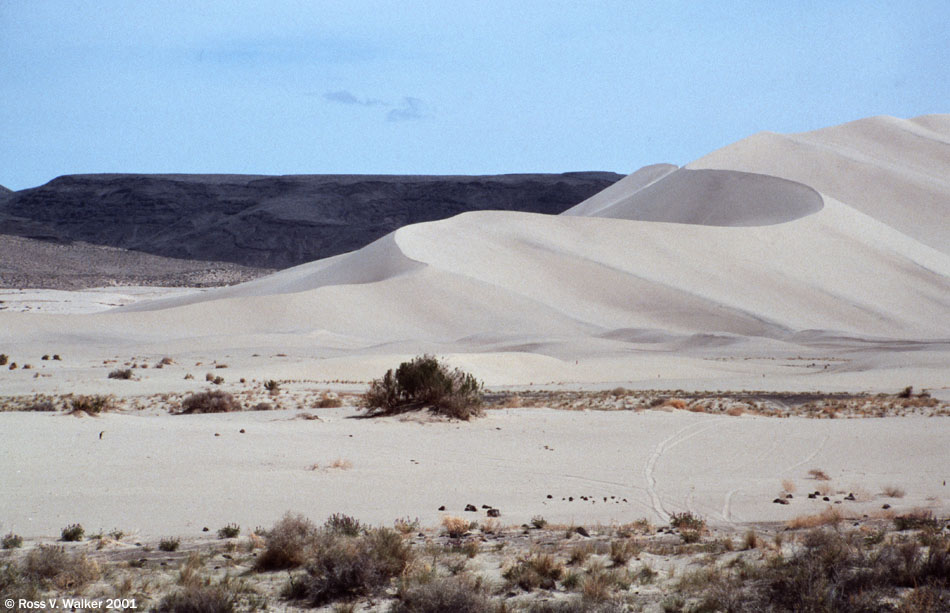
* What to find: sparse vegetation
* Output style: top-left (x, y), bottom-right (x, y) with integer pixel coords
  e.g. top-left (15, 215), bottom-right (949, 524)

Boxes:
top-left (108, 368), bottom-right (133, 380)
top-left (363, 354), bottom-right (483, 419)
top-left (179, 390), bottom-right (242, 414)
top-left (503, 553), bottom-right (564, 591)
top-left (807, 468), bottom-right (831, 481)
top-left (264, 379), bottom-right (280, 394)
top-left (881, 484), bottom-right (906, 498)
top-left (159, 537), bottom-right (181, 552)
top-left (256, 513), bottom-right (317, 571)
top-left (69, 394), bottom-right (112, 414)
top-left (2, 533), bottom-right (22, 549)
top-left (392, 576), bottom-right (491, 613)
top-left (217, 523), bottom-right (240, 539)
top-left (442, 516), bottom-right (469, 538)
top-left (60, 523), bottom-right (84, 542)
top-left (0, 354), bottom-right (7, 366)
top-left (154, 585), bottom-right (235, 613)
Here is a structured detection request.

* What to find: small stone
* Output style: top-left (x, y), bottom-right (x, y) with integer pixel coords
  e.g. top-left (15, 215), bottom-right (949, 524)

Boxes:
top-left (239, 428), bottom-right (245, 434)
top-left (546, 494), bottom-right (553, 499)
top-left (465, 504), bottom-right (477, 512)
top-left (786, 494), bottom-right (793, 499)
top-left (808, 493), bottom-right (817, 499)
top-left (574, 526), bottom-right (590, 537)
top-left (773, 498), bottom-right (789, 505)
top-left (438, 505), bottom-right (446, 511)
top-left (882, 503), bottom-right (891, 509)
top-left (487, 509), bottom-right (500, 517)
top-left (823, 496), bottom-right (830, 501)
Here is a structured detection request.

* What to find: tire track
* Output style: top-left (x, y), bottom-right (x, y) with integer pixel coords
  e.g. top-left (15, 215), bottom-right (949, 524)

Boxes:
top-left (644, 418), bottom-right (723, 523)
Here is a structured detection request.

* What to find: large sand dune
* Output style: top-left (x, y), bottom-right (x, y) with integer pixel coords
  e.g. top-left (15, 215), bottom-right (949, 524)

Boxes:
top-left (1, 114), bottom-right (948, 393)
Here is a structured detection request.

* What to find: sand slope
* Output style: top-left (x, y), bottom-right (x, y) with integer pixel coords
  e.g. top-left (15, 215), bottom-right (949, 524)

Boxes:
top-left (1, 114), bottom-right (948, 391)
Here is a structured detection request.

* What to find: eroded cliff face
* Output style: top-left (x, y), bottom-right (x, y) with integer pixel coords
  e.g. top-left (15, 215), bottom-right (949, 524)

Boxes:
top-left (0, 172), bottom-right (621, 269)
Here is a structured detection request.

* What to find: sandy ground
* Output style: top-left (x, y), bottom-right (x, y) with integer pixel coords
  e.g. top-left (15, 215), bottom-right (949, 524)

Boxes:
top-left (2, 400), bottom-right (948, 541)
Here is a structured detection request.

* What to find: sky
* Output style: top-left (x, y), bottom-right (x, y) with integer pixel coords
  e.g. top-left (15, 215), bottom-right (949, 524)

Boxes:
top-left (1, 1), bottom-right (948, 190)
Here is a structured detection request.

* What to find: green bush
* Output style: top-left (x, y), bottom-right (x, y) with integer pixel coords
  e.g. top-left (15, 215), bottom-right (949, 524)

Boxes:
top-left (159, 537), bottom-right (180, 552)
top-left (217, 523), bottom-right (240, 539)
top-left (363, 355), bottom-right (483, 419)
top-left (2, 533), bottom-right (22, 549)
top-left (60, 523), bottom-right (84, 542)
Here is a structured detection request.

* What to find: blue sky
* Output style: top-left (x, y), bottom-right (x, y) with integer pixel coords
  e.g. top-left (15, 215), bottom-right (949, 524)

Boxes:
top-left (1, 1), bottom-right (947, 190)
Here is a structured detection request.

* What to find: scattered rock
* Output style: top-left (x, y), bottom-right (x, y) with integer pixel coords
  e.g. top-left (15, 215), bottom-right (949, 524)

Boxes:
top-left (882, 504), bottom-right (891, 509)
top-left (574, 526), bottom-right (590, 537)
top-left (239, 428), bottom-right (245, 434)
top-left (464, 504), bottom-right (477, 512)
top-left (844, 493), bottom-right (856, 501)
top-left (773, 498), bottom-right (789, 505)
top-left (823, 496), bottom-right (830, 501)
top-left (438, 506), bottom-right (445, 511)
top-left (786, 494), bottom-right (793, 499)
top-left (487, 509), bottom-right (500, 518)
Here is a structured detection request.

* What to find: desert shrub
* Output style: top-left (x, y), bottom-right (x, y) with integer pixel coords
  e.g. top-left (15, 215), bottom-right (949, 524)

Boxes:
top-left (217, 523), bottom-right (240, 539)
top-left (294, 527), bottom-right (411, 606)
top-left (503, 553), bottom-right (564, 591)
top-left (881, 485), bottom-right (906, 498)
top-left (324, 514), bottom-right (363, 537)
top-left (669, 512), bottom-right (705, 532)
top-left (315, 391), bottom-right (343, 408)
top-left (108, 368), bottom-right (133, 380)
top-left (179, 390), bottom-right (241, 414)
top-left (61, 523), bottom-right (84, 541)
top-left (526, 599), bottom-right (627, 613)
top-left (159, 537), bottom-right (181, 552)
top-left (154, 585), bottom-right (235, 613)
top-left (808, 468), bottom-right (831, 481)
top-left (609, 538), bottom-right (640, 566)
top-left (2, 533), bottom-right (22, 549)
top-left (22, 545), bottom-right (99, 590)
top-left (786, 507), bottom-right (842, 530)
top-left (391, 576), bottom-right (491, 613)
top-left (894, 509), bottom-right (939, 531)
top-left (441, 516), bottom-right (469, 538)
top-left (69, 395), bottom-right (112, 414)
top-left (256, 513), bottom-right (318, 571)
top-left (264, 380), bottom-right (280, 394)
top-left (363, 355), bottom-right (483, 419)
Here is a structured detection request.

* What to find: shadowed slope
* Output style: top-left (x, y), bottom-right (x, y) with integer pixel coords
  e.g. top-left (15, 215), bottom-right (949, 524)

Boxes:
top-left (563, 167), bottom-right (823, 226)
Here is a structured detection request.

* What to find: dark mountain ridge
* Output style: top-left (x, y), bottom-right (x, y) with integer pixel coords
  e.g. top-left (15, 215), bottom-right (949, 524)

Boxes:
top-left (0, 172), bottom-right (622, 269)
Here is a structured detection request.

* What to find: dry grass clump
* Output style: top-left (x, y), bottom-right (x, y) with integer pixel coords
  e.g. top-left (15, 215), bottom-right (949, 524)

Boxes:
top-left (894, 509), bottom-right (939, 532)
top-left (2, 533), bottom-right (23, 549)
top-left (287, 526), bottom-right (412, 607)
top-left (441, 516), bottom-right (470, 539)
top-left (108, 368), bottom-right (133, 380)
top-left (314, 391), bottom-right (343, 408)
top-left (503, 553), bottom-right (564, 591)
top-left (608, 538), bottom-right (640, 566)
top-left (69, 395), bottom-right (113, 414)
top-left (786, 507), bottom-right (843, 530)
top-left (179, 390), bottom-right (242, 414)
top-left (807, 468), bottom-right (831, 481)
top-left (881, 484), bottom-right (906, 498)
top-left (21, 545), bottom-right (100, 591)
top-left (781, 479), bottom-right (796, 494)
top-left (363, 354), bottom-right (483, 420)
top-left (391, 576), bottom-right (492, 613)
top-left (256, 513), bottom-right (318, 571)
top-left (154, 585), bottom-right (235, 613)
top-left (60, 523), bottom-right (85, 542)
top-left (159, 537), bottom-right (181, 552)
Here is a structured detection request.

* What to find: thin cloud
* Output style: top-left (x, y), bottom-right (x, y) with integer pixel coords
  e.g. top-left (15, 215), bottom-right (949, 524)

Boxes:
top-left (323, 90), bottom-right (386, 106)
top-left (386, 97), bottom-right (427, 122)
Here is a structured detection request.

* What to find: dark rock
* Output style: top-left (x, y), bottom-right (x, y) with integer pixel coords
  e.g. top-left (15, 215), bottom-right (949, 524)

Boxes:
top-left (464, 504), bottom-right (477, 512)
top-left (0, 172), bottom-right (623, 272)
top-left (487, 509), bottom-right (500, 518)
top-left (773, 498), bottom-right (789, 505)
top-left (823, 497), bottom-right (830, 501)
top-left (481, 505), bottom-right (491, 509)
top-left (808, 493), bottom-right (817, 499)
top-left (882, 504), bottom-right (891, 509)
top-left (574, 526), bottom-right (590, 537)
top-left (438, 506), bottom-right (445, 511)
top-left (844, 493), bottom-right (856, 501)
top-left (786, 494), bottom-right (793, 499)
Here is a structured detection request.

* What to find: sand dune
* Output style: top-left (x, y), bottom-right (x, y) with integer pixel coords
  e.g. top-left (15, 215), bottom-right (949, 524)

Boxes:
top-left (1, 114), bottom-right (948, 392)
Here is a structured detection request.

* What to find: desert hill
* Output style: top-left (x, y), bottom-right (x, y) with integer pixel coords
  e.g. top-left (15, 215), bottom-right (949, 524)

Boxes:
top-left (0, 172), bottom-right (621, 269)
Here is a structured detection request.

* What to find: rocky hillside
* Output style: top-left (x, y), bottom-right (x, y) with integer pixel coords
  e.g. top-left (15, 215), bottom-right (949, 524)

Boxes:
top-left (0, 172), bottom-right (621, 269)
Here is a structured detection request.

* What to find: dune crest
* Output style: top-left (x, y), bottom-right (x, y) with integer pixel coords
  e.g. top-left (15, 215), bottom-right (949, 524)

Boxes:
top-left (563, 167), bottom-right (823, 226)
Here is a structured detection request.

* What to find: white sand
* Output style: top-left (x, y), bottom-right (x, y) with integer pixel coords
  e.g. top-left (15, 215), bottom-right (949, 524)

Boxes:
top-left (2, 407), bottom-right (947, 539)
top-left (2, 114), bottom-right (949, 534)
